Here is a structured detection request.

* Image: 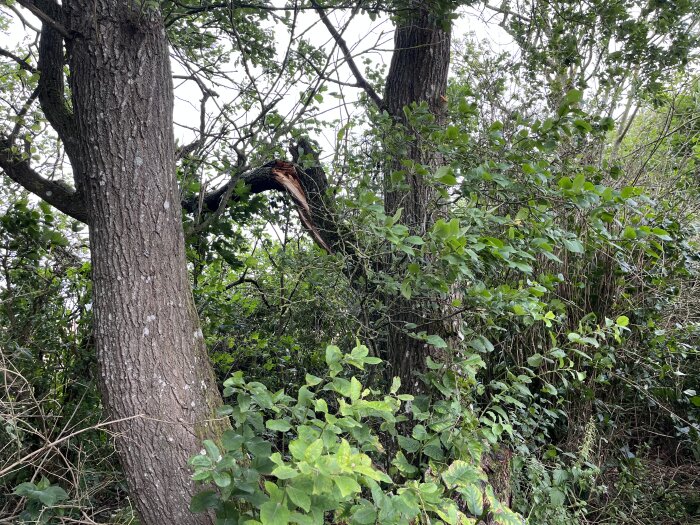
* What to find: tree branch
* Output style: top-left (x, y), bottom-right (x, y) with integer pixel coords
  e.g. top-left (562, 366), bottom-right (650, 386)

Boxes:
top-left (225, 276), bottom-right (270, 308)
top-left (9, 87), bottom-right (40, 142)
top-left (182, 139), bottom-right (347, 255)
top-left (0, 47), bottom-right (36, 72)
top-left (0, 138), bottom-right (89, 223)
top-left (36, 11), bottom-right (77, 156)
top-left (15, 0), bottom-right (69, 38)
top-left (309, 0), bottom-right (385, 110)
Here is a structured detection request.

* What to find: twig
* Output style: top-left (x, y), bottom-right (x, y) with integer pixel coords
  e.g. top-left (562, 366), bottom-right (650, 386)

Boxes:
top-left (309, 0), bottom-right (385, 110)
top-left (0, 414), bottom-right (143, 478)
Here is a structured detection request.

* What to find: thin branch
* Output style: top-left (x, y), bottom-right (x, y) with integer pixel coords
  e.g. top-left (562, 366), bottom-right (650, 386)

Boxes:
top-left (309, 0), bottom-right (385, 110)
top-left (9, 86), bottom-right (40, 141)
top-left (0, 47), bottom-right (36, 72)
top-left (225, 276), bottom-right (271, 308)
top-left (0, 414), bottom-right (143, 479)
top-left (15, 0), bottom-right (69, 38)
top-left (176, 92), bottom-right (211, 160)
top-left (4, 2), bottom-right (41, 32)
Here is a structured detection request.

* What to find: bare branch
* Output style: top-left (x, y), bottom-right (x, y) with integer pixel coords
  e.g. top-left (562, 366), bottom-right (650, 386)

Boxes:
top-left (0, 414), bottom-right (143, 479)
top-left (225, 276), bottom-right (271, 308)
top-left (309, 0), bottom-right (385, 110)
top-left (9, 86), bottom-right (40, 141)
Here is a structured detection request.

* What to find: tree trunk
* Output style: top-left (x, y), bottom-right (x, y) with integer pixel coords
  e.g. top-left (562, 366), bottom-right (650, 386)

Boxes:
top-left (63, 3), bottom-right (225, 524)
top-left (383, 2), bottom-right (452, 392)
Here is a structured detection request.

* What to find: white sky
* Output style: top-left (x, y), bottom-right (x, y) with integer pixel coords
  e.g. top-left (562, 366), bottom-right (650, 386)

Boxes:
top-left (4, 3), bottom-right (513, 140)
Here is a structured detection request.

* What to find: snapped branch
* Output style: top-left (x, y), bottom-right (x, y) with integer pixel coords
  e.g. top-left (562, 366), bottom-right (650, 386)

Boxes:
top-left (182, 139), bottom-right (346, 255)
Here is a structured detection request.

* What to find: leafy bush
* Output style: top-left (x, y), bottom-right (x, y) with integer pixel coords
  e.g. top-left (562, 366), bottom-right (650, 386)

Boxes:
top-left (189, 343), bottom-right (523, 525)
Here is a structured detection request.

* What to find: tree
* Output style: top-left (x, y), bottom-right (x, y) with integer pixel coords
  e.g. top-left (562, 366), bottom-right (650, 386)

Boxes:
top-left (1, 2), bottom-right (226, 523)
top-left (306, 0), bottom-right (456, 392)
top-left (380, 2), bottom-right (453, 391)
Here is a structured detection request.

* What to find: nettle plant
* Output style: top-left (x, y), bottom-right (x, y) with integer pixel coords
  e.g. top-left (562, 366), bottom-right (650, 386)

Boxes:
top-left (189, 343), bottom-right (523, 525)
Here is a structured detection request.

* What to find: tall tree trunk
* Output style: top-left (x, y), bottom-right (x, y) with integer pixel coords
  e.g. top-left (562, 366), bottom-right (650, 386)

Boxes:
top-left (62, 3), bottom-right (225, 524)
top-left (381, 5), bottom-right (513, 511)
top-left (383, 2), bottom-right (452, 392)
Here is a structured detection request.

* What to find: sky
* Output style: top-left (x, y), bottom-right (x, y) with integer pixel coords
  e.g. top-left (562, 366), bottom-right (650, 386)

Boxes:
top-left (5, 2), bottom-right (513, 131)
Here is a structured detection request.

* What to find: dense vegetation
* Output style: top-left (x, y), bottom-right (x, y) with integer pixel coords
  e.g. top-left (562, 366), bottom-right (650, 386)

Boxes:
top-left (0, 1), bottom-right (698, 524)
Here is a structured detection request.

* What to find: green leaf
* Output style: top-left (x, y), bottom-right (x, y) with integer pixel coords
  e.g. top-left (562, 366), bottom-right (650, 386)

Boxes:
top-left (400, 279), bottom-right (412, 300)
top-left (492, 506), bottom-right (525, 525)
top-left (288, 439), bottom-right (308, 460)
top-left (14, 482), bottom-right (70, 507)
top-left (266, 419), bottom-right (292, 432)
top-left (351, 504), bottom-right (377, 524)
top-left (562, 238), bottom-right (584, 253)
top-left (512, 304), bottom-right (526, 315)
top-left (203, 440), bottom-right (221, 460)
top-left (441, 460), bottom-right (482, 488)
top-left (461, 483), bottom-right (483, 516)
top-left (564, 88), bottom-right (582, 105)
top-left (248, 438), bottom-right (272, 457)
top-left (526, 353), bottom-right (543, 367)
top-left (651, 227), bottom-right (672, 241)
top-left (260, 500), bottom-right (290, 525)
top-left (392, 451), bottom-right (418, 475)
top-left (190, 490), bottom-right (219, 513)
top-left (305, 374), bottom-right (323, 386)
top-left (436, 166), bottom-right (457, 185)
top-left (271, 465), bottom-right (299, 480)
top-left (349, 376), bottom-right (362, 401)
top-left (213, 471), bottom-right (232, 488)
top-left (553, 468), bottom-right (569, 485)
top-left (426, 334), bottom-right (447, 348)
top-left (325, 345), bottom-right (342, 366)
top-left (616, 315), bottom-right (629, 327)
top-left (334, 475), bottom-right (361, 497)
top-left (286, 485), bottom-right (311, 512)
top-left (549, 487), bottom-right (566, 506)
top-left (405, 235), bottom-right (424, 245)
top-left (574, 118), bottom-right (593, 132)
top-left (398, 435), bottom-right (420, 453)
top-left (620, 186), bottom-right (636, 199)
top-left (541, 383), bottom-right (558, 396)
top-left (304, 439), bottom-right (324, 462)
top-left (622, 226), bottom-right (637, 240)
top-left (468, 336), bottom-right (494, 353)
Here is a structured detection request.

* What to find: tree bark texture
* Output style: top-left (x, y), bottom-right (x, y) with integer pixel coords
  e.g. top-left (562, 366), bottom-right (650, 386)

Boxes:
top-left (61, 3), bottom-right (224, 524)
top-left (382, 2), bottom-right (452, 392)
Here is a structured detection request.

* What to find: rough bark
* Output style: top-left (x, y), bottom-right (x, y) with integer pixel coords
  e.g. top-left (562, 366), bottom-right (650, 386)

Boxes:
top-left (382, 1), bottom-right (452, 392)
top-left (60, 3), bottom-right (225, 524)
